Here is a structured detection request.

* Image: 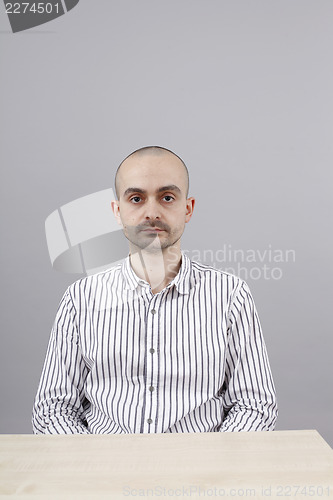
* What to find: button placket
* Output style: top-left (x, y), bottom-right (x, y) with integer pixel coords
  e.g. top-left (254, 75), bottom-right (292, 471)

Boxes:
top-left (143, 295), bottom-right (160, 432)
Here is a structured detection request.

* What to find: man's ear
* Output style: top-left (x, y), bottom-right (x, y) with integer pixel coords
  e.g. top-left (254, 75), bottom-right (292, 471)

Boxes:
top-left (185, 197), bottom-right (195, 223)
top-left (110, 200), bottom-right (123, 227)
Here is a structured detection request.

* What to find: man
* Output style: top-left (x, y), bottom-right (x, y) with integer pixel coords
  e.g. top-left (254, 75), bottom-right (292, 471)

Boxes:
top-left (32, 146), bottom-right (278, 434)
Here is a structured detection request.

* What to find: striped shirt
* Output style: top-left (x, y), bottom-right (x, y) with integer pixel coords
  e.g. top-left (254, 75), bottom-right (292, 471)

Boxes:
top-left (32, 251), bottom-right (278, 434)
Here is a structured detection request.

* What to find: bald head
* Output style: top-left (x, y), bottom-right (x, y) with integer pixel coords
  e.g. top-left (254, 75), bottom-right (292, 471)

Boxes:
top-left (114, 146), bottom-right (189, 199)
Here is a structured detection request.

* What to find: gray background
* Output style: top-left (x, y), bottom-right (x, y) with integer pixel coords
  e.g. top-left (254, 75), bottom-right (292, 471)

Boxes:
top-left (0, 1), bottom-right (332, 445)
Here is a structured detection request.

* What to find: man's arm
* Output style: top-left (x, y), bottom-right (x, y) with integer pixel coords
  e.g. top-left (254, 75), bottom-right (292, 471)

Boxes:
top-left (220, 280), bottom-right (278, 431)
top-left (32, 288), bottom-right (90, 434)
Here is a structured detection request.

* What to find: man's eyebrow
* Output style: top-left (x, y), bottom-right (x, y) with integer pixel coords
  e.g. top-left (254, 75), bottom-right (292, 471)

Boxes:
top-left (157, 185), bottom-right (181, 194)
top-left (122, 185), bottom-right (181, 197)
top-left (123, 187), bottom-right (146, 197)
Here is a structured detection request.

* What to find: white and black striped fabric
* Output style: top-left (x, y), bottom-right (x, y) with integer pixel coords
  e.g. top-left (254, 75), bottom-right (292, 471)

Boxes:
top-left (32, 251), bottom-right (278, 434)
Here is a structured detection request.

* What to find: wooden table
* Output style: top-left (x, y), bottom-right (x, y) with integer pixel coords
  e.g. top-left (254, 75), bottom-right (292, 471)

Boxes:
top-left (1, 430), bottom-right (332, 499)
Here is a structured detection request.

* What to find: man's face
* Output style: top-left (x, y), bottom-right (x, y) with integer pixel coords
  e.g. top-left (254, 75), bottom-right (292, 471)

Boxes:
top-left (112, 152), bottom-right (194, 253)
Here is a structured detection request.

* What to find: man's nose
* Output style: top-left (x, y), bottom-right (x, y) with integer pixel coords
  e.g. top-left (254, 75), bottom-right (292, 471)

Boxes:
top-left (144, 199), bottom-right (161, 219)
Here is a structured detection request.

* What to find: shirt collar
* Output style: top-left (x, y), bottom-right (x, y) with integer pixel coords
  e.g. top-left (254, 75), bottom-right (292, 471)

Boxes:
top-left (121, 250), bottom-right (193, 295)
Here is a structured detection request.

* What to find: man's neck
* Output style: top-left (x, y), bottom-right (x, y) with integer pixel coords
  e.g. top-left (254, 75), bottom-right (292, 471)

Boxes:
top-left (129, 245), bottom-right (182, 294)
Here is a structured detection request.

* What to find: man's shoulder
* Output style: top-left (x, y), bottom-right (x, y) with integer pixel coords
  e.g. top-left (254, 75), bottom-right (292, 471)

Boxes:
top-left (190, 257), bottom-right (239, 279)
top-left (189, 259), bottom-right (253, 307)
top-left (66, 260), bottom-right (125, 295)
top-left (190, 258), bottom-right (245, 289)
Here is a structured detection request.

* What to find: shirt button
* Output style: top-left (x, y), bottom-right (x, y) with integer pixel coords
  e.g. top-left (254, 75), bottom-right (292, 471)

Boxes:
top-left (147, 418), bottom-right (153, 424)
top-left (149, 386), bottom-right (154, 392)
top-left (149, 348), bottom-right (155, 354)
top-left (151, 309), bottom-right (156, 314)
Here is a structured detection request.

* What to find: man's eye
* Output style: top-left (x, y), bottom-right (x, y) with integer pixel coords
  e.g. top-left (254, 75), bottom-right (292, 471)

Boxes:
top-left (163, 195), bottom-right (174, 202)
top-left (130, 196), bottom-right (142, 203)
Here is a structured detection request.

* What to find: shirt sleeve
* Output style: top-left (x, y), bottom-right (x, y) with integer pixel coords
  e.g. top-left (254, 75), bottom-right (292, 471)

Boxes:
top-left (220, 280), bottom-right (278, 431)
top-left (32, 287), bottom-right (90, 434)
